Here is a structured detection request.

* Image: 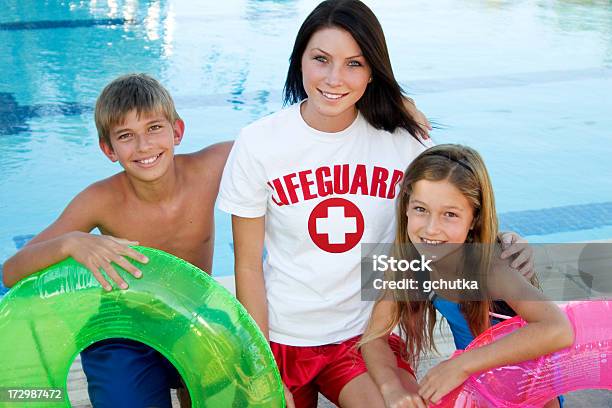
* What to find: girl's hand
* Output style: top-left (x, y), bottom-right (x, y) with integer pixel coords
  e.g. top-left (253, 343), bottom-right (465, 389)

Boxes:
top-left (500, 231), bottom-right (535, 279)
top-left (283, 383), bottom-right (295, 408)
top-left (65, 231), bottom-right (147, 291)
top-left (382, 384), bottom-right (427, 408)
top-left (418, 358), bottom-right (470, 405)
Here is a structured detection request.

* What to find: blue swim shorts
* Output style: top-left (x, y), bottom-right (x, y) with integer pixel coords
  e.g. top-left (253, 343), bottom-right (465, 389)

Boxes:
top-left (80, 338), bottom-right (182, 408)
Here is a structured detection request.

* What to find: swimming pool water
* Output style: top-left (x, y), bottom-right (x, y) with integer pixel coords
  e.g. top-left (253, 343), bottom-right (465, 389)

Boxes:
top-left (1, 0), bottom-right (611, 295)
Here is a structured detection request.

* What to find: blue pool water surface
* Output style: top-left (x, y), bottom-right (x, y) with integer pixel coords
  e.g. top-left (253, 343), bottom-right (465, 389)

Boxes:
top-left (1, 0), bottom-right (611, 295)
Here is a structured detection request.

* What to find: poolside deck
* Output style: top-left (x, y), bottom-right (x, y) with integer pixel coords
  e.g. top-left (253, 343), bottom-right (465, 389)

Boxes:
top-left (66, 325), bottom-right (612, 407)
top-left (65, 276), bottom-right (611, 407)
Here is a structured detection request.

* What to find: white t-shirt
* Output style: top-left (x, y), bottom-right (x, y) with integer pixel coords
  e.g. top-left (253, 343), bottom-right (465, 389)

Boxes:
top-left (218, 102), bottom-right (431, 346)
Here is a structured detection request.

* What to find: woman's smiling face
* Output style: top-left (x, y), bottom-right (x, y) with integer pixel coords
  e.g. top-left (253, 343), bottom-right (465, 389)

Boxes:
top-left (300, 27), bottom-right (372, 133)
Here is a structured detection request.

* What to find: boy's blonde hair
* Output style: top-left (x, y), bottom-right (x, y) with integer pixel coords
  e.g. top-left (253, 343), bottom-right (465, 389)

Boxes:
top-left (95, 73), bottom-right (180, 146)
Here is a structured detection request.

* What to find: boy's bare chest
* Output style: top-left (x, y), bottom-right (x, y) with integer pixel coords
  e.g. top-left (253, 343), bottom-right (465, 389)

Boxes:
top-left (101, 195), bottom-right (214, 268)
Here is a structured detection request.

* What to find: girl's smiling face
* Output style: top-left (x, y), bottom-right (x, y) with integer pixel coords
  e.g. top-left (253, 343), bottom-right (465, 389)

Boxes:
top-left (407, 179), bottom-right (475, 246)
top-left (300, 27), bottom-right (372, 132)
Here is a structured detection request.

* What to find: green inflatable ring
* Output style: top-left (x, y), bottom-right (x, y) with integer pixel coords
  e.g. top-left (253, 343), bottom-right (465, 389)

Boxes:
top-left (0, 247), bottom-right (284, 407)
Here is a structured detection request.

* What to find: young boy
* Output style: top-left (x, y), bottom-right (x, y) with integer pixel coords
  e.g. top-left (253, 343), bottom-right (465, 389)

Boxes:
top-left (2, 73), bottom-right (232, 407)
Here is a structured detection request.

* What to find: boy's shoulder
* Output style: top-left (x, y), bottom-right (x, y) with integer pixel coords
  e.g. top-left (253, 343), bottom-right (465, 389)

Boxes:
top-left (178, 141), bottom-right (233, 179)
top-left (50, 173), bottom-right (128, 232)
top-left (75, 173), bottom-right (128, 208)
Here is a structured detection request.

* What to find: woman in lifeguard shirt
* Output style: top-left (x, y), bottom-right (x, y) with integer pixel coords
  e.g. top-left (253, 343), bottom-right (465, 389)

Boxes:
top-left (218, 1), bottom-right (533, 407)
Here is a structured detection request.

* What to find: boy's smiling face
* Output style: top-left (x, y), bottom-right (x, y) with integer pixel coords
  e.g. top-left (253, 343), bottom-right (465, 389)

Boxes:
top-left (100, 109), bottom-right (184, 182)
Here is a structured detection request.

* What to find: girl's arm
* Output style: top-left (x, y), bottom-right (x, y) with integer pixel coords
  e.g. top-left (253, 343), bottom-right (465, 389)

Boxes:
top-left (419, 263), bottom-right (574, 404)
top-left (231, 215), bottom-right (269, 338)
top-left (362, 299), bottom-right (427, 408)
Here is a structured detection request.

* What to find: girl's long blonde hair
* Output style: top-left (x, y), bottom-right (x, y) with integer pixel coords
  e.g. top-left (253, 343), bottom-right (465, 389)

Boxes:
top-left (361, 144), bottom-right (500, 367)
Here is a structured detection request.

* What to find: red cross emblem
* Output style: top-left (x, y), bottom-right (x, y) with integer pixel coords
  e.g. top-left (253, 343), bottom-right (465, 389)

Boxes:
top-left (308, 198), bottom-right (365, 253)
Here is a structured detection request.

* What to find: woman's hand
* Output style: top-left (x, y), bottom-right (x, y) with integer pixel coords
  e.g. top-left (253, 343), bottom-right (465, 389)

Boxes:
top-left (64, 231), bottom-right (147, 291)
top-left (499, 231), bottom-right (535, 279)
top-left (283, 383), bottom-right (295, 408)
top-left (418, 358), bottom-right (470, 405)
top-left (381, 383), bottom-right (427, 408)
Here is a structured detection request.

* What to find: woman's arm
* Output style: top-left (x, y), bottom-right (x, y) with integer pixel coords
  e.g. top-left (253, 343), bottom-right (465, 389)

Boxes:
top-left (362, 300), bottom-right (426, 408)
top-left (403, 97), bottom-right (431, 139)
top-left (231, 215), bottom-right (269, 338)
top-left (232, 215), bottom-right (298, 407)
top-left (499, 231), bottom-right (535, 279)
top-left (418, 264), bottom-right (574, 404)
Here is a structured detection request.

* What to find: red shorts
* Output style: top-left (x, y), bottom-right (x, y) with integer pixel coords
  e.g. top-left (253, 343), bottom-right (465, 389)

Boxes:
top-left (270, 334), bottom-right (414, 408)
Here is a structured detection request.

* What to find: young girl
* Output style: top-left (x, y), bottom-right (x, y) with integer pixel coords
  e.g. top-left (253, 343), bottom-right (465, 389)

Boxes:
top-left (218, 1), bottom-right (533, 407)
top-left (361, 144), bottom-right (574, 408)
